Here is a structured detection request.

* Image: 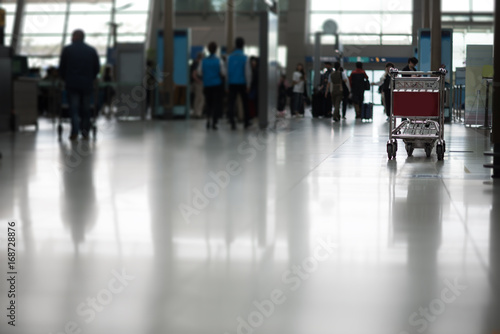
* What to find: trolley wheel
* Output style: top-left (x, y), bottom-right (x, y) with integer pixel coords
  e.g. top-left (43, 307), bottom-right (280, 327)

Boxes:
top-left (57, 124), bottom-right (63, 140)
top-left (387, 143), bottom-right (394, 160)
top-left (425, 144), bottom-right (432, 158)
top-left (92, 125), bottom-right (97, 139)
top-left (436, 144), bottom-right (444, 161)
top-left (405, 143), bottom-right (414, 157)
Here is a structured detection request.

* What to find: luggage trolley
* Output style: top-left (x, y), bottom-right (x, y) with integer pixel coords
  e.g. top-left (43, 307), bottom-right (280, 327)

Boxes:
top-left (386, 68), bottom-right (447, 161)
top-left (56, 81), bottom-right (102, 141)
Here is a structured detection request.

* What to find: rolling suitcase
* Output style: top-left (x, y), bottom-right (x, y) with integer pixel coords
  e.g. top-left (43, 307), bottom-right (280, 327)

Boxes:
top-left (361, 102), bottom-right (373, 120)
top-left (312, 92), bottom-right (324, 118)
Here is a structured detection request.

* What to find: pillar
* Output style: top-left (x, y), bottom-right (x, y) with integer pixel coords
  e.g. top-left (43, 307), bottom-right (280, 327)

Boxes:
top-left (146, 0), bottom-right (162, 54)
top-left (412, 0), bottom-right (422, 48)
top-left (430, 0), bottom-right (441, 71)
top-left (61, 0), bottom-right (71, 50)
top-left (422, 0), bottom-right (430, 29)
top-left (0, 7), bottom-right (5, 46)
top-left (492, 0), bottom-right (500, 177)
top-left (285, 0), bottom-right (310, 77)
top-left (163, 0), bottom-right (175, 114)
top-left (313, 32), bottom-right (321, 86)
top-left (11, 0), bottom-right (26, 55)
top-left (226, 0), bottom-right (235, 54)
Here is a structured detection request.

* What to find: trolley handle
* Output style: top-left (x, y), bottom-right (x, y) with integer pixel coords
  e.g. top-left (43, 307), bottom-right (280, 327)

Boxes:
top-left (389, 68), bottom-right (447, 76)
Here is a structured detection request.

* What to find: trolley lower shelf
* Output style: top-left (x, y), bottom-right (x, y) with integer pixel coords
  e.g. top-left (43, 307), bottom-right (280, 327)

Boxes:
top-left (387, 120), bottom-right (446, 160)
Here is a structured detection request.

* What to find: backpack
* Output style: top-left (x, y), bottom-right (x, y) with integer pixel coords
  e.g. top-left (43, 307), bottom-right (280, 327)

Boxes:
top-left (330, 71), bottom-right (343, 94)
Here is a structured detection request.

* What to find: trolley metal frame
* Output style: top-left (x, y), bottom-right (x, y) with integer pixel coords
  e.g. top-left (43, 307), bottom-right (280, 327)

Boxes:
top-left (387, 68), bottom-right (447, 161)
top-left (56, 81), bottom-right (104, 141)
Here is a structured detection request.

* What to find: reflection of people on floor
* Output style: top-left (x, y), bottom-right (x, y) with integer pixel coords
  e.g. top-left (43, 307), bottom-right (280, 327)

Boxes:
top-left (59, 143), bottom-right (98, 254)
top-left (391, 177), bottom-right (442, 333)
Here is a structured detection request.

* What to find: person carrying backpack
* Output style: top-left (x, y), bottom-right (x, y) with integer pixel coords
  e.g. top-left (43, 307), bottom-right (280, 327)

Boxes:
top-left (381, 62), bottom-right (395, 119)
top-left (340, 66), bottom-right (351, 119)
top-left (325, 62), bottom-right (346, 122)
top-left (349, 62), bottom-right (369, 119)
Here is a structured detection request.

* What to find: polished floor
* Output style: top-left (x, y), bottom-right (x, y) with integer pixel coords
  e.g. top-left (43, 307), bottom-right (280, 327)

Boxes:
top-left (0, 107), bottom-right (499, 334)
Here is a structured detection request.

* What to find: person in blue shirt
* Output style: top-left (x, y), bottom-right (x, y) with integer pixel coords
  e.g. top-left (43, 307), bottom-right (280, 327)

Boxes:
top-left (227, 37), bottom-right (253, 130)
top-left (198, 41), bottom-right (226, 130)
top-left (59, 29), bottom-right (100, 141)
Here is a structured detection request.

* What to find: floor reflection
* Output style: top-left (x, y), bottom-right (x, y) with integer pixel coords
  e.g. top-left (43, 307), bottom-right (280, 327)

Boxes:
top-left (59, 141), bottom-right (98, 254)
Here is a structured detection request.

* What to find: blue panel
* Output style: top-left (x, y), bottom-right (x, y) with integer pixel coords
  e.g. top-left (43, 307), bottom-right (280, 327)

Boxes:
top-left (157, 30), bottom-right (164, 73)
top-left (419, 30), bottom-right (431, 72)
top-left (441, 30), bottom-right (453, 83)
top-left (174, 31), bottom-right (188, 85)
top-left (191, 46), bottom-right (204, 60)
top-left (455, 68), bottom-right (466, 85)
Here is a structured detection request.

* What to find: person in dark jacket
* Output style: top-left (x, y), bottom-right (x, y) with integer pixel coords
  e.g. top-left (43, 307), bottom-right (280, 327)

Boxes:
top-left (349, 62), bottom-right (369, 119)
top-left (59, 29), bottom-right (100, 140)
top-left (402, 57), bottom-right (418, 77)
top-left (277, 74), bottom-right (288, 116)
top-left (319, 62), bottom-right (333, 118)
top-left (381, 62), bottom-right (395, 119)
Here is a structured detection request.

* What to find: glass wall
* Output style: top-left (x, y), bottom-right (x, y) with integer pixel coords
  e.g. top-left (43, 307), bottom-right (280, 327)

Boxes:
top-left (441, 0), bottom-right (494, 70)
top-left (175, 0), bottom-right (288, 14)
top-left (1, 3), bottom-right (17, 47)
top-left (1, 0), bottom-right (150, 69)
top-left (309, 0), bottom-right (413, 45)
top-left (442, 0), bottom-right (493, 12)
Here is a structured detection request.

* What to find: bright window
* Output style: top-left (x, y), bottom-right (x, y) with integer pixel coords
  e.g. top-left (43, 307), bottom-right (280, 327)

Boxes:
top-left (309, 0), bottom-right (412, 45)
top-left (10, 0), bottom-right (150, 69)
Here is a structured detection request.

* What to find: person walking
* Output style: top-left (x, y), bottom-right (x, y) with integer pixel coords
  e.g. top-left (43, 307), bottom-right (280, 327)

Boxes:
top-left (59, 29), bottom-right (100, 141)
top-left (402, 57), bottom-right (418, 77)
top-left (349, 62), bottom-right (369, 119)
top-left (227, 37), bottom-right (252, 129)
top-left (191, 52), bottom-right (205, 118)
top-left (277, 74), bottom-right (288, 117)
top-left (198, 42), bottom-right (226, 130)
top-left (292, 63), bottom-right (306, 117)
top-left (319, 62), bottom-right (333, 118)
top-left (381, 62), bottom-right (395, 120)
top-left (340, 67), bottom-right (351, 119)
top-left (325, 62), bottom-right (346, 122)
